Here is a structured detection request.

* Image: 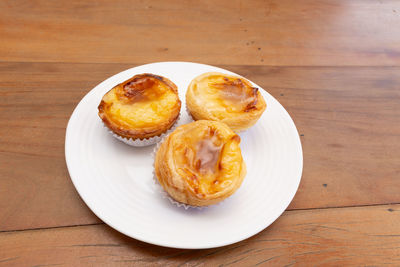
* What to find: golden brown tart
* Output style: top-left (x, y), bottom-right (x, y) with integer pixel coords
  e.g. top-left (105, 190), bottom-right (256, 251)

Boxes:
top-left (155, 120), bottom-right (246, 206)
top-left (98, 73), bottom-right (181, 141)
top-left (186, 72), bottom-right (266, 132)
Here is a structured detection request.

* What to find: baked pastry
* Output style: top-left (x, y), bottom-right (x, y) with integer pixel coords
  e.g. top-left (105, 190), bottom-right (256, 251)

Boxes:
top-left (98, 73), bottom-right (181, 142)
top-left (155, 120), bottom-right (246, 206)
top-left (186, 72), bottom-right (266, 132)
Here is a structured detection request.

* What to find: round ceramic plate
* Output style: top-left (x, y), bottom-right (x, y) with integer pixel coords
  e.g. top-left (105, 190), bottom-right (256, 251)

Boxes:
top-left (65, 62), bottom-right (303, 249)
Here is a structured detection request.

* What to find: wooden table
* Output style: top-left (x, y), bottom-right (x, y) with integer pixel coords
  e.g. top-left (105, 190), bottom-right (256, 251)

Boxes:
top-left (1, 0), bottom-right (399, 265)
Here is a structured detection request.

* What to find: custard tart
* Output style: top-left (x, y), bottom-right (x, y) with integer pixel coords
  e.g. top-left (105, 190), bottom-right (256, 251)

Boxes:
top-left (98, 73), bottom-right (181, 143)
top-left (186, 72), bottom-right (266, 132)
top-left (154, 120), bottom-right (246, 206)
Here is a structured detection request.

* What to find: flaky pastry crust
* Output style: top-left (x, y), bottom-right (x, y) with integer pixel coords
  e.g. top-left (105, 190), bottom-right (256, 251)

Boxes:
top-left (98, 73), bottom-right (181, 140)
top-left (155, 120), bottom-right (246, 206)
top-left (186, 72), bottom-right (266, 132)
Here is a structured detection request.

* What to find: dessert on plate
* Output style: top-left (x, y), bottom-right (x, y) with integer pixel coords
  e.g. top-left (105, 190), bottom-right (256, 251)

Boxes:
top-left (98, 73), bottom-right (181, 145)
top-left (154, 120), bottom-right (246, 206)
top-left (186, 72), bottom-right (266, 132)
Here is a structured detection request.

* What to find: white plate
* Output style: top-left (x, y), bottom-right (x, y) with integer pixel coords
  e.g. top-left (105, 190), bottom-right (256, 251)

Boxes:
top-left (65, 62), bottom-right (303, 249)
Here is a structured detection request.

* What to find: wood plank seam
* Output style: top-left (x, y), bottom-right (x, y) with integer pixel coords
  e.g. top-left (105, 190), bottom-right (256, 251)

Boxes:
top-left (0, 223), bottom-right (104, 234)
top-left (3, 61), bottom-right (400, 68)
top-left (0, 204), bottom-right (399, 266)
top-left (0, 203), bottom-right (398, 234)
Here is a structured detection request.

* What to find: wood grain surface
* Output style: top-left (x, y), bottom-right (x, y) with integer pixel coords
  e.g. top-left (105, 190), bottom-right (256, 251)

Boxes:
top-left (1, 0), bottom-right (400, 66)
top-left (1, 204), bottom-right (399, 266)
top-left (1, 0), bottom-right (400, 265)
top-left (1, 62), bottom-right (399, 231)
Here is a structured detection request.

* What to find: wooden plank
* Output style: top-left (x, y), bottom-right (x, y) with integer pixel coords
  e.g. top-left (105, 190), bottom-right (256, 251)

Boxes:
top-left (231, 65), bottom-right (400, 210)
top-left (1, 62), bottom-right (399, 231)
top-left (1, 0), bottom-right (400, 66)
top-left (0, 204), bottom-right (399, 266)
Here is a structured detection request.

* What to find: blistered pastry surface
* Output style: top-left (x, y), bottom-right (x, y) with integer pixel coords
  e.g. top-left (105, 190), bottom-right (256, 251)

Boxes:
top-left (155, 120), bottom-right (246, 206)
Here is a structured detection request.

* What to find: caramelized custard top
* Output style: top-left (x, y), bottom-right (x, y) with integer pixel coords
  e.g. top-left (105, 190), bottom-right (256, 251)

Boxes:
top-left (211, 77), bottom-right (258, 112)
top-left (117, 74), bottom-right (166, 104)
top-left (98, 73), bottom-right (180, 130)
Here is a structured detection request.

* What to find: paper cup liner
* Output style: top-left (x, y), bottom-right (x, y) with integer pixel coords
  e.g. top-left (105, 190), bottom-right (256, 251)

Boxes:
top-left (103, 113), bottom-right (181, 147)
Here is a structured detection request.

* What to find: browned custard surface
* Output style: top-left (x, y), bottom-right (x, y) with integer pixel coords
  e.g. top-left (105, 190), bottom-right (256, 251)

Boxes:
top-left (211, 76), bottom-right (259, 113)
top-left (186, 72), bottom-right (266, 132)
top-left (98, 73), bottom-right (181, 139)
